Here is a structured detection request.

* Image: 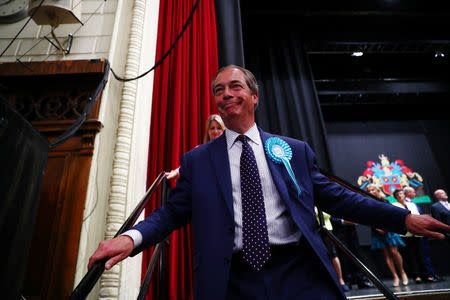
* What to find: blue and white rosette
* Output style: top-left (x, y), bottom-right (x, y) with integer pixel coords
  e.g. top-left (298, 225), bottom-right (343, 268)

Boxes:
top-left (265, 137), bottom-right (302, 196)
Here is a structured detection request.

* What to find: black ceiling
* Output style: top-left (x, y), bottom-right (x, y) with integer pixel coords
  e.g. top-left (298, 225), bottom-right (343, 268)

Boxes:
top-left (240, 1), bottom-right (450, 41)
top-left (240, 1), bottom-right (450, 120)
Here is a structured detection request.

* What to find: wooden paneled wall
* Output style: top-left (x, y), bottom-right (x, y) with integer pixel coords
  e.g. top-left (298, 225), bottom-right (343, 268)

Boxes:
top-left (0, 59), bottom-right (105, 300)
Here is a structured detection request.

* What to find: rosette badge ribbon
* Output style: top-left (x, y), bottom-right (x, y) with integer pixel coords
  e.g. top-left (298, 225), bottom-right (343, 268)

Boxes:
top-left (265, 137), bottom-right (302, 196)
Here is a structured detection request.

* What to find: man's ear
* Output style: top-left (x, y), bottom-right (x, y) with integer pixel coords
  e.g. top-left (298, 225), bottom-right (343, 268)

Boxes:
top-left (252, 93), bottom-right (259, 107)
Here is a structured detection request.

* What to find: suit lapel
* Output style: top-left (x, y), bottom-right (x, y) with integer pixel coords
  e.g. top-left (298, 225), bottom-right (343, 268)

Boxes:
top-left (259, 129), bottom-right (306, 207)
top-left (439, 202), bottom-right (448, 211)
top-left (208, 134), bottom-right (234, 216)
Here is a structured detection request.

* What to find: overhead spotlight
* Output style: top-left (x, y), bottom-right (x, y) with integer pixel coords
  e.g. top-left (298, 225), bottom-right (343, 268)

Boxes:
top-left (434, 51), bottom-right (445, 58)
top-left (351, 51), bottom-right (364, 57)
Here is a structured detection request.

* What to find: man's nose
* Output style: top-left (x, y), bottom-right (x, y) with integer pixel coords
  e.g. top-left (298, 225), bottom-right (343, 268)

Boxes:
top-left (222, 87), bottom-right (233, 99)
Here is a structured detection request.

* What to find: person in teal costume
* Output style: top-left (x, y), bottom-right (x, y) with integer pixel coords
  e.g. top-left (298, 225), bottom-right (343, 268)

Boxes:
top-left (367, 184), bottom-right (408, 287)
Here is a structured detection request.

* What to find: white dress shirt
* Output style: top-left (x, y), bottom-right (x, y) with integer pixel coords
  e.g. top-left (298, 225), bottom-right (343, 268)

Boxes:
top-left (404, 198), bottom-right (421, 215)
top-left (439, 200), bottom-right (450, 211)
top-left (393, 198), bottom-right (421, 237)
top-left (225, 124), bottom-right (301, 251)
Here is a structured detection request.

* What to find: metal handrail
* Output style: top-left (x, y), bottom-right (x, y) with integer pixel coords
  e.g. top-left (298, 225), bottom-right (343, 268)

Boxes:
top-left (137, 176), bottom-right (171, 300)
top-left (318, 168), bottom-right (399, 300)
top-left (319, 168), bottom-right (391, 204)
top-left (319, 227), bottom-right (398, 299)
top-left (158, 178), bottom-right (170, 300)
top-left (137, 240), bottom-right (169, 300)
top-left (67, 171), bottom-right (167, 300)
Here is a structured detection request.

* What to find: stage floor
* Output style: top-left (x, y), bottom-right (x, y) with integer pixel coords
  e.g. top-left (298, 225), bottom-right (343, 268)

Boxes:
top-left (345, 276), bottom-right (450, 299)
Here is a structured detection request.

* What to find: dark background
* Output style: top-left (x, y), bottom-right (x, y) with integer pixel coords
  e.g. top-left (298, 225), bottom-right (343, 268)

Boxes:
top-left (240, 0), bottom-right (450, 277)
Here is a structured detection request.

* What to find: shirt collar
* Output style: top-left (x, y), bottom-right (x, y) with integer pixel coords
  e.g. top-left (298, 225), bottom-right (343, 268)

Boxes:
top-left (225, 123), bottom-right (260, 150)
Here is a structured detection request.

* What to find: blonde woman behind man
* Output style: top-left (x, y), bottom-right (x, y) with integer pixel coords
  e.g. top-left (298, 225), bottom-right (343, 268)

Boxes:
top-left (166, 114), bottom-right (226, 180)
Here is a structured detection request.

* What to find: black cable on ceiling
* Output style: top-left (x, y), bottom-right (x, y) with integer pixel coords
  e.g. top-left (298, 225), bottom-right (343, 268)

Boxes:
top-left (0, 0), bottom-right (45, 58)
top-left (110, 0), bottom-right (200, 82)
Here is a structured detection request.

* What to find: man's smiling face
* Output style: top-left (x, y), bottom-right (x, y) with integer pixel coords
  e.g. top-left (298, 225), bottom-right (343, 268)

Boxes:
top-left (213, 67), bottom-right (258, 132)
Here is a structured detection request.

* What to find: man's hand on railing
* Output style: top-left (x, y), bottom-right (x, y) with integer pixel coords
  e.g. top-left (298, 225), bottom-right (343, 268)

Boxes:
top-left (88, 235), bottom-right (134, 270)
top-left (68, 172), bottom-right (167, 300)
top-left (405, 214), bottom-right (450, 240)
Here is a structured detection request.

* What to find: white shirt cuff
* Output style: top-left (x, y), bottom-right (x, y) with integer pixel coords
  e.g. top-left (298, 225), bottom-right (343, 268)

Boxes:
top-left (121, 229), bottom-right (143, 249)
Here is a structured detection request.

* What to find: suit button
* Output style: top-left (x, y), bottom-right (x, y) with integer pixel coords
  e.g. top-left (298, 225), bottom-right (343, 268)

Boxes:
top-left (224, 257), bottom-right (230, 264)
top-left (228, 227), bottom-right (234, 234)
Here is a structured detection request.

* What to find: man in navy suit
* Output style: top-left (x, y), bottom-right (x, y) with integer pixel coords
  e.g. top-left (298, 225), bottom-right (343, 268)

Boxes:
top-left (89, 65), bottom-right (450, 300)
top-left (432, 189), bottom-right (450, 226)
top-left (431, 189), bottom-right (450, 248)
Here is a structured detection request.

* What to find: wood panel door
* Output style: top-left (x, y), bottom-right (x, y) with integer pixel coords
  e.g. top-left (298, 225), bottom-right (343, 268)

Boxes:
top-left (0, 60), bottom-right (105, 300)
top-left (23, 123), bottom-right (100, 300)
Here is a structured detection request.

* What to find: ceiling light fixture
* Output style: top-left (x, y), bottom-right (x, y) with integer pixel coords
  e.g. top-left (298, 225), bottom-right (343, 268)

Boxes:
top-left (434, 51), bottom-right (445, 58)
top-left (351, 51), bottom-right (364, 57)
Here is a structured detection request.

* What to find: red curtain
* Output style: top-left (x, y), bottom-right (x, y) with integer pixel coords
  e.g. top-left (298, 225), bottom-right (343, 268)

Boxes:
top-left (143, 0), bottom-right (218, 299)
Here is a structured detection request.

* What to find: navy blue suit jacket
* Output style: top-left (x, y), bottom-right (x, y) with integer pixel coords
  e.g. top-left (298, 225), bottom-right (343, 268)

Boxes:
top-left (431, 202), bottom-right (450, 225)
top-left (133, 128), bottom-right (409, 300)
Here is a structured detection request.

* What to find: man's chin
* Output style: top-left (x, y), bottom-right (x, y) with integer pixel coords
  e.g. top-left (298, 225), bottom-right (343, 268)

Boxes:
top-left (219, 108), bottom-right (239, 120)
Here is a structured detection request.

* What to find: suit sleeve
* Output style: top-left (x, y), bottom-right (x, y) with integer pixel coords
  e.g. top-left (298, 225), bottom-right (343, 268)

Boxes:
top-left (303, 143), bottom-right (410, 235)
top-left (131, 154), bottom-right (193, 254)
top-left (431, 204), bottom-right (446, 224)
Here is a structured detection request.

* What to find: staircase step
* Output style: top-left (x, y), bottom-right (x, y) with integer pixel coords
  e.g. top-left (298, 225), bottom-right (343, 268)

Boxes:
top-left (348, 288), bottom-right (450, 300)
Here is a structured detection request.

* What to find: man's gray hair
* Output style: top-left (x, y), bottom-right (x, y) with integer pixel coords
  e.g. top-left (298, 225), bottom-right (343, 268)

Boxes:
top-left (211, 65), bottom-right (259, 96)
top-left (403, 186), bottom-right (415, 194)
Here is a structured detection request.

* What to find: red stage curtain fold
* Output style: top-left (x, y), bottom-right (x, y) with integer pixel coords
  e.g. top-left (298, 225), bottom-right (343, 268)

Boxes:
top-left (143, 0), bottom-right (218, 299)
